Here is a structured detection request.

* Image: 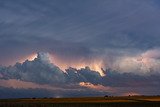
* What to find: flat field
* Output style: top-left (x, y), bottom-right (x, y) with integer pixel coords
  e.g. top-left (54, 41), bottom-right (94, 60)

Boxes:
top-left (0, 96), bottom-right (160, 107)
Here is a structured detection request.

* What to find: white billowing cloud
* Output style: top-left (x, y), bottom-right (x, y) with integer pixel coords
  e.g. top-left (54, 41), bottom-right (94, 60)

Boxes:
top-left (113, 49), bottom-right (160, 74)
top-left (142, 49), bottom-right (160, 59)
top-left (115, 56), bottom-right (143, 73)
top-left (37, 52), bottom-right (52, 64)
top-left (141, 49), bottom-right (160, 73)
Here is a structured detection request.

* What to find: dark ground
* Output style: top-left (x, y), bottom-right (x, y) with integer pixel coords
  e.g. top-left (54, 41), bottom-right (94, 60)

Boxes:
top-left (0, 96), bottom-right (160, 107)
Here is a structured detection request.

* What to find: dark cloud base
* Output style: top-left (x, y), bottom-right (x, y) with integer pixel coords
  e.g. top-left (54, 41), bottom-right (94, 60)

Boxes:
top-left (0, 87), bottom-right (53, 99)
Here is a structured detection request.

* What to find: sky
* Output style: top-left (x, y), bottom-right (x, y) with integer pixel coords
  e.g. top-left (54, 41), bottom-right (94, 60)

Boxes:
top-left (0, 0), bottom-right (160, 98)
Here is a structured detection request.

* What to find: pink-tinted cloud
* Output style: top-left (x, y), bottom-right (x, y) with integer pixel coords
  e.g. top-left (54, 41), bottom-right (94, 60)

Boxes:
top-left (0, 79), bottom-right (70, 91)
top-left (79, 82), bottom-right (115, 93)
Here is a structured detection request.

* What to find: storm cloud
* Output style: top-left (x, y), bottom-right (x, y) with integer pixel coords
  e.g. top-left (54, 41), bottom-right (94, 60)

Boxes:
top-left (0, 0), bottom-right (160, 98)
top-left (0, 52), bottom-right (159, 98)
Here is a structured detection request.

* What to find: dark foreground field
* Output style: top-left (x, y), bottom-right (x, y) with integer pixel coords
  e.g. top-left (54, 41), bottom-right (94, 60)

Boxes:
top-left (0, 96), bottom-right (160, 107)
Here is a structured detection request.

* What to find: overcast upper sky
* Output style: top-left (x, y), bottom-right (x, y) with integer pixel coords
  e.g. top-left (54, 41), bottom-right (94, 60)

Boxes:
top-left (1, 0), bottom-right (160, 66)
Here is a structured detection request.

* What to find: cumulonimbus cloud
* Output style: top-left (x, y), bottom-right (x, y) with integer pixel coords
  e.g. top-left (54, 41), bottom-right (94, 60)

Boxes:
top-left (0, 52), bottom-right (160, 97)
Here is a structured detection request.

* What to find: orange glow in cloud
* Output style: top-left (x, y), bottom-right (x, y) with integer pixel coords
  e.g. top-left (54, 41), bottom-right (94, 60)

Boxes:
top-left (27, 54), bottom-right (37, 61)
top-left (50, 56), bottom-right (105, 76)
top-left (19, 53), bottom-right (37, 63)
top-left (79, 82), bottom-right (115, 92)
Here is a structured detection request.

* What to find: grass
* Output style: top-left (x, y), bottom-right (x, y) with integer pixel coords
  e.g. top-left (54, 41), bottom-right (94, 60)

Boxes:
top-left (0, 96), bottom-right (160, 107)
